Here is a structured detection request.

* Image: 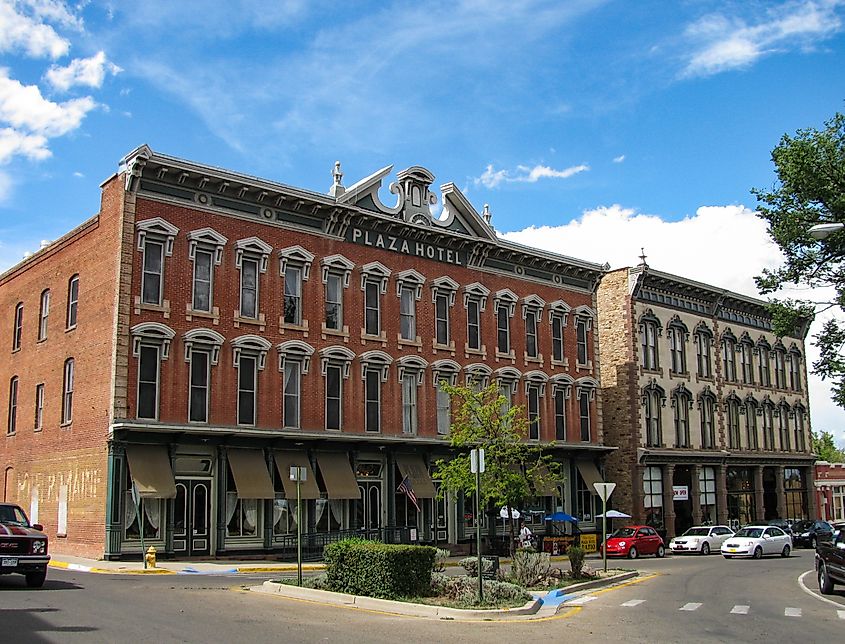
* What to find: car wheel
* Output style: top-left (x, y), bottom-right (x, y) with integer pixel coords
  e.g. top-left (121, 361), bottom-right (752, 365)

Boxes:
top-left (781, 544), bottom-right (790, 558)
top-left (701, 542), bottom-right (710, 556)
top-left (25, 570), bottom-right (46, 588)
top-left (656, 545), bottom-right (665, 558)
top-left (810, 536), bottom-right (817, 549)
top-left (819, 563), bottom-right (835, 595)
top-left (753, 546), bottom-right (763, 560)
top-left (628, 546), bottom-right (639, 559)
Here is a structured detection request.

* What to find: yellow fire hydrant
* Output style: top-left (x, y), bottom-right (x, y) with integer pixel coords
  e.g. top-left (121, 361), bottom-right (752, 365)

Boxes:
top-left (145, 545), bottom-right (157, 569)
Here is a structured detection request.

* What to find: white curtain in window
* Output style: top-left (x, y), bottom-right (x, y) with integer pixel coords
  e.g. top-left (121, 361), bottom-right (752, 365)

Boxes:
top-left (243, 499), bottom-right (257, 533)
top-left (124, 490), bottom-right (137, 530)
top-left (329, 499), bottom-right (343, 525)
top-left (144, 499), bottom-right (161, 532)
top-left (225, 491), bottom-right (238, 525)
top-left (315, 498), bottom-right (327, 526)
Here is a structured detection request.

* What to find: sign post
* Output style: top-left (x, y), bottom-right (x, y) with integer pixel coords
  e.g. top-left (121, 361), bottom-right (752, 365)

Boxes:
top-left (593, 482), bottom-right (616, 573)
top-left (131, 483), bottom-right (146, 569)
top-left (290, 466), bottom-right (307, 586)
top-left (470, 448), bottom-right (485, 603)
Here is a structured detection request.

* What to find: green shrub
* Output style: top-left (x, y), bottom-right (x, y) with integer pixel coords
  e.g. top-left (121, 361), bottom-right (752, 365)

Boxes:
top-left (511, 549), bottom-right (551, 587)
top-left (568, 546), bottom-right (586, 579)
top-left (459, 556), bottom-right (497, 578)
top-left (323, 539), bottom-right (436, 598)
top-left (430, 573), bottom-right (531, 606)
top-left (433, 548), bottom-right (450, 572)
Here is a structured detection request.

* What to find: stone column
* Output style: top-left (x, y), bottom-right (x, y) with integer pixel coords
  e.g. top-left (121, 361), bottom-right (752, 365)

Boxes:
top-left (634, 464), bottom-right (646, 525)
top-left (663, 464), bottom-right (676, 539)
top-left (775, 467), bottom-right (786, 519)
top-left (805, 466), bottom-right (818, 519)
top-left (690, 464), bottom-right (702, 525)
top-left (716, 464), bottom-right (728, 526)
top-left (754, 466), bottom-right (765, 522)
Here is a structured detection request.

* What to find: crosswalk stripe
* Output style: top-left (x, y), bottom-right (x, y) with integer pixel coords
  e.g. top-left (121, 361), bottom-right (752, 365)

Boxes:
top-left (680, 602), bottom-right (702, 611)
top-left (837, 610), bottom-right (845, 620)
top-left (784, 607), bottom-right (801, 617)
top-left (730, 605), bottom-right (749, 615)
top-left (621, 599), bottom-right (646, 607)
top-left (567, 596), bottom-right (597, 606)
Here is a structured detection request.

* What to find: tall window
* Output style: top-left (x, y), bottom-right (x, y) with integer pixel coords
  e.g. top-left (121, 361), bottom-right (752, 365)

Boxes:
top-left (325, 364), bottom-right (342, 430)
top-left (62, 358), bottom-right (74, 424)
top-left (643, 466), bottom-right (663, 529)
top-left (778, 406), bottom-right (791, 451)
top-left (240, 257), bottom-right (259, 320)
top-left (579, 389), bottom-right (591, 441)
top-left (668, 322), bottom-right (687, 375)
top-left (466, 299), bottom-right (481, 350)
top-left (695, 325), bottom-right (712, 378)
top-left (435, 292), bottom-right (450, 345)
top-left (34, 383), bottom-right (44, 431)
top-left (283, 361), bottom-right (301, 429)
top-left (727, 397), bottom-right (742, 449)
top-left (324, 273), bottom-right (343, 331)
top-left (188, 350), bottom-right (210, 423)
top-left (640, 317), bottom-right (659, 370)
top-left (761, 402), bottom-right (775, 450)
top-left (12, 303), bottom-right (23, 351)
top-left (7, 377), bottom-right (17, 435)
top-left (38, 289), bottom-right (50, 341)
top-left (402, 374), bottom-right (417, 434)
top-left (364, 280), bottom-right (381, 336)
top-left (237, 355), bottom-right (257, 425)
top-left (192, 249), bottom-right (214, 313)
top-left (699, 394), bottom-right (715, 449)
top-left (699, 467), bottom-right (716, 523)
top-left (673, 390), bottom-right (690, 447)
top-left (773, 347), bottom-right (787, 389)
top-left (722, 334), bottom-right (737, 382)
top-left (142, 239), bottom-right (164, 305)
top-left (794, 408), bottom-right (806, 452)
top-left (496, 304), bottom-right (510, 354)
top-left (365, 369), bottom-right (380, 432)
top-left (551, 315), bottom-right (564, 362)
top-left (281, 264), bottom-right (302, 324)
top-left (576, 318), bottom-right (589, 366)
top-left (436, 380), bottom-right (451, 435)
top-left (527, 384), bottom-right (540, 440)
top-left (739, 337), bottom-right (754, 384)
top-left (644, 388), bottom-right (662, 447)
top-left (744, 400), bottom-right (757, 450)
top-left (400, 286), bottom-right (416, 341)
top-left (554, 387), bottom-right (567, 441)
top-left (525, 310), bottom-right (538, 358)
top-left (757, 343), bottom-right (771, 387)
top-left (788, 350), bottom-right (802, 392)
top-left (66, 275), bottom-right (79, 328)
top-left (137, 345), bottom-right (160, 419)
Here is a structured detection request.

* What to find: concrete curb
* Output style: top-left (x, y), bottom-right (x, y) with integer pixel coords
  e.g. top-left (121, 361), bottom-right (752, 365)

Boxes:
top-left (49, 560), bottom-right (175, 575)
top-left (555, 570), bottom-right (638, 595)
top-left (48, 559), bottom-right (325, 576)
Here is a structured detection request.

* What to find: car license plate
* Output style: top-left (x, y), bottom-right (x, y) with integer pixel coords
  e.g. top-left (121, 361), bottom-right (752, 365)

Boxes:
top-left (1, 557), bottom-right (18, 567)
top-left (728, 548), bottom-right (737, 553)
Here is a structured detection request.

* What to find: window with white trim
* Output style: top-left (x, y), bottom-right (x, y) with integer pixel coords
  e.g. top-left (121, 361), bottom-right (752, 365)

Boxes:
top-left (319, 346), bottom-right (354, 431)
top-left (278, 341), bottom-right (314, 429)
top-left (62, 358), bottom-right (74, 425)
top-left (231, 335), bottom-right (271, 426)
top-left (7, 376), bottom-right (17, 435)
top-left (549, 300), bottom-right (570, 364)
top-left (522, 295), bottom-right (545, 361)
top-left (396, 269), bottom-right (424, 343)
top-left (463, 282), bottom-right (489, 353)
top-left (574, 307), bottom-right (595, 368)
top-left (360, 262), bottom-right (391, 338)
top-left (397, 356), bottom-right (426, 435)
top-left (66, 274), bottom-right (79, 329)
top-left (235, 237), bottom-right (271, 321)
top-left (184, 329), bottom-right (224, 424)
top-left (136, 218), bottom-right (178, 308)
top-left (431, 276), bottom-right (458, 347)
top-left (552, 377), bottom-right (572, 441)
top-left (494, 289), bottom-right (517, 356)
top-left (432, 360), bottom-right (459, 436)
top-left (577, 380), bottom-right (595, 442)
top-left (188, 228), bottom-right (226, 314)
top-left (321, 255), bottom-right (353, 333)
top-left (495, 367), bottom-right (520, 416)
top-left (34, 383), bottom-right (44, 431)
top-left (360, 351), bottom-right (391, 433)
top-left (279, 246), bottom-right (315, 328)
top-left (38, 289), bottom-right (50, 341)
top-left (131, 322), bottom-right (175, 421)
top-left (12, 302), bottom-right (23, 351)
top-left (527, 384), bottom-right (541, 440)
top-left (667, 317), bottom-right (688, 375)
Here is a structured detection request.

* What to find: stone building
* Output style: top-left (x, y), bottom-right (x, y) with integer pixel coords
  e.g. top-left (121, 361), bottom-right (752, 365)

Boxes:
top-left (598, 260), bottom-right (815, 539)
top-left (815, 461), bottom-right (845, 524)
top-left (1, 145), bottom-right (610, 559)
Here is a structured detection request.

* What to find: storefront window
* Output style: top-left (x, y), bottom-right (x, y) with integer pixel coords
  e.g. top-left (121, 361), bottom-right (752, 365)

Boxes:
top-left (225, 466), bottom-right (258, 537)
top-left (784, 468), bottom-right (807, 520)
top-left (574, 470), bottom-right (596, 523)
top-left (699, 466), bottom-right (716, 523)
top-left (643, 466), bottom-right (663, 529)
top-left (726, 467), bottom-right (755, 529)
top-left (124, 470), bottom-right (163, 541)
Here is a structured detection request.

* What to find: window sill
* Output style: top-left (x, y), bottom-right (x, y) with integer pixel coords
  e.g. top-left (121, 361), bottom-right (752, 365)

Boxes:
top-left (322, 324), bottom-right (349, 342)
top-left (397, 336), bottom-right (422, 350)
top-left (234, 311), bottom-right (266, 331)
top-left (432, 340), bottom-right (456, 356)
top-left (576, 360), bottom-right (593, 371)
top-left (134, 297), bottom-right (171, 318)
top-left (641, 367), bottom-right (663, 377)
top-left (361, 331), bottom-right (387, 346)
top-left (65, 325), bottom-right (77, 333)
top-left (36, 337), bottom-right (47, 344)
top-left (280, 317), bottom-right (309, 337)
top-left (60, 422), bottom-right (72, 429)
top-left (464, 344), bottom-right (487, 359)
top-left (669, 370), bottom-right (690, 379)
top-left (11, 347), bottom-right (20, 354)
top-left (495, 349), bottom-right (515, 363)
top-left (550, 358), bottom-right (568, 369)
top-left (523, 353), bottom-right (544, 367)
top-left (186, 306), bottom-right (220, 325)
top-left (5, 432), bottom-right (15, 438)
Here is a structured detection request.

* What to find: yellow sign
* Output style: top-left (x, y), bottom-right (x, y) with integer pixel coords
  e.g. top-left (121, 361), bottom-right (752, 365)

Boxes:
top-left (580, 533), bottom-right (597, 553)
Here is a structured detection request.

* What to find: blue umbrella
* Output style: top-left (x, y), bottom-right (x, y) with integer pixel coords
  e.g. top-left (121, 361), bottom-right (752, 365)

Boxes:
top-left (545, 512), bottom-right (579, 523)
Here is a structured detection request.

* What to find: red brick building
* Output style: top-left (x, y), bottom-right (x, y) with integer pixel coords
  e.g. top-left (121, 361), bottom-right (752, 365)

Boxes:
top-left (815, 461), bottom-right (845, 524)
top-left (2, 146), bottom-right (609, 559)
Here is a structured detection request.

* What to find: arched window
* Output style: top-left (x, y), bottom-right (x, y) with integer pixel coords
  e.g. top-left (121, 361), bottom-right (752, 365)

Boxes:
top-left (7, 377), bottom-right (18, 435)
top-left (694, 322), bottom-right (713, 378)
top-left (12, 302), bottom-right (23, 351)
top-left (745, 395), bottom-right (759, 450)
top-left (131, 322), bottom-right (175, 421)
top-left (721, 329), bottom-right (737, 382)
top-left (756, 338), bottom-right (772, 387)
top-left (320, 345), bottom-right (355, 431)
top-left (667, 316), bottom-right (689, 375)
top-left (66, 274), bottom-right (79, 329)
top-left (641, 381), bottom-right (665, 447)
top-left (698, 388), bottom-right (716, 449)
top-left (62, 358), bottom-right (74, 425)
top-left (761, 397), bottom-right (775, 450)
top-left (360, 350), bottom-right (392, 433)
top-left (38, 289), bottom-right (50, 341)
top-left (672, 384), bottom-right (692, 447)
top-left (638, 310), bottom-right (662, 371)
top-left (739, 333), bottom-right (755, 385)
top-left (778, 403), bottom-right (791, 451)
top-left (725, 394), bottom-right (742, 450)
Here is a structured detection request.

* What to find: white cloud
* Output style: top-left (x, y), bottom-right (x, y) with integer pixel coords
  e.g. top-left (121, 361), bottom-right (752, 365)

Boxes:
top-left (475, 163), bottom-right (589, 189)
top-left (613, 155), bottom-right (625, 163)
top-left (0, 169), bottom-right (11, 202)
top-left (0, 0), bottom-right (71, 59)
top-left (682, 1), bottom-right (844, 77)
top-left (0, 127), bottom-right (50, 163)
top-left (501, 203), bottom-right (844, 433)
top-left (45, 51), bottom-right (122, 91)
top-left (0, 69), bottom-right (97, 137)
top-left (72, 170), bottom-right (82, 177)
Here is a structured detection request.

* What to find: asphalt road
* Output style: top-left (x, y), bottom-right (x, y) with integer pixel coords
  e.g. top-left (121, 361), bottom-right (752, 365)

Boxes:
top-left (0, 549), bottom-right (842, 643)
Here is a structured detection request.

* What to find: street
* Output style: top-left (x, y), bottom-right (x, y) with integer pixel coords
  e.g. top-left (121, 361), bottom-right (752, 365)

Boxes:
top-left (0, 549), bottom-right (843, 643)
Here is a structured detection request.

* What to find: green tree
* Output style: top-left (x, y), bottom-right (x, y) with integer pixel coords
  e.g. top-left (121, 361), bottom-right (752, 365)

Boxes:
top-left (753, 111), bottom-right (845, 407)
top-left (812, 430), bottom-right (845, 462)
top-left (432, 382), bottom-right (562, 556)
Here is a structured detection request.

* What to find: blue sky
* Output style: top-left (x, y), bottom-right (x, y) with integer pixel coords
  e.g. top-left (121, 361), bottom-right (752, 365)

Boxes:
top-left (1, 0), bottom-right (844, 440)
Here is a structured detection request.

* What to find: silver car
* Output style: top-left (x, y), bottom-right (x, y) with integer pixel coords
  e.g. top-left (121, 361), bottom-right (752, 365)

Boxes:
top-left (669, 525), bottom-right (734, 555)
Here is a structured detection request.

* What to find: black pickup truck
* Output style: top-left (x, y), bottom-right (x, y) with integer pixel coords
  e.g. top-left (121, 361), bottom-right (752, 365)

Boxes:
top-left (0, 503), bottom-right (50, 588)
top-left (815, 524), bottom-right (845, 595)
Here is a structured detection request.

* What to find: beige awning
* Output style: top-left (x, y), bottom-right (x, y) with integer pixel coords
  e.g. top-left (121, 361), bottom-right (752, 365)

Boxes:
top-left (227, 449), bottom-right (274, 499)
top-left (274, 451), bottom-right (320, 500)
top-left (316, 452), bottom-right (361, 499)
top-left (576, 460), bottom-right (604, 491)
top-left (396, 454), bottom-right (436, 498)
top-left (126, 445), bottom-right (176, 499)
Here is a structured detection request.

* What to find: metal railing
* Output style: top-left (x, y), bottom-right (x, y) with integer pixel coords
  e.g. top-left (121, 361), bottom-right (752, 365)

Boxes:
top-left (272, 526), bottom-right (415, 561)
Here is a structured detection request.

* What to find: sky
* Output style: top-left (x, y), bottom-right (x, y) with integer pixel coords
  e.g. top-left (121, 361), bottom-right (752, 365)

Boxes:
top-left (0, 0), bottom-right (844, 444)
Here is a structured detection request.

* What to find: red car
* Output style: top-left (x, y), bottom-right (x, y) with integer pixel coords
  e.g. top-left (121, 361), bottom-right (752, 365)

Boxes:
top-left (602, 525), bottom-right (665, 559)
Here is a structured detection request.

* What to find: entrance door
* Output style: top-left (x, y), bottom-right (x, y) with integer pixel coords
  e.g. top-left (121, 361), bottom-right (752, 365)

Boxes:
top-left (174, 479), bottom-right (211, 556)
top-left (353, 481), bottom-right (381, 539)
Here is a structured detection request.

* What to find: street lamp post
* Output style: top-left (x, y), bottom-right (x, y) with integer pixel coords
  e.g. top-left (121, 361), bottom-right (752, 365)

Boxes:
top-left (808, 222), bottom-right (845, 240)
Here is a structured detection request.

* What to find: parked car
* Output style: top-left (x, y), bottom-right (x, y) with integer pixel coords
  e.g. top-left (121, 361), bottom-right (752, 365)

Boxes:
top-left (602, 525), bottom-right (665, 559)
top-left (790, 519), bottom-right (834, 549)
top-left (815, 525), bottom-right (845, 594)
top-left (721, 525), bottom-right (792, 559)
top-left (766, 518), bottom-right (793, 535)
top-left (0, 503), bottom-right (50, 588)
top-left (669, 525), bottom-right (734, 555)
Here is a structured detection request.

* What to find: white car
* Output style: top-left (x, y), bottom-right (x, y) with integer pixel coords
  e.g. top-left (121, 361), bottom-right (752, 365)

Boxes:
top-left (669, 525), bottom-right (734, 555)
top-left (721, 525), bottom-right (792, 559)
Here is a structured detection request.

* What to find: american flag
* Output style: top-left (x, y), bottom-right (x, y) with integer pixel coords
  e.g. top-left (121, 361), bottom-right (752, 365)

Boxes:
top-left (397, 475), bottom-right (421, 512)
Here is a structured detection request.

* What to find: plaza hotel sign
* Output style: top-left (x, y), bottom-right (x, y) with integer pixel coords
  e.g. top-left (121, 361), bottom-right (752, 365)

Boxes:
top-left (347, 225), bottom-right (468, 267)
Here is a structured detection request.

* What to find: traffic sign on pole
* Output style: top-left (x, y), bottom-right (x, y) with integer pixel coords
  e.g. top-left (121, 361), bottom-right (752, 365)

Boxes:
top-left (470, 448), bottom-right (485, 474)
top-left (592, 482), bottom-right (616, 502)
top-left (592, 482), bottom-right (616, 574)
